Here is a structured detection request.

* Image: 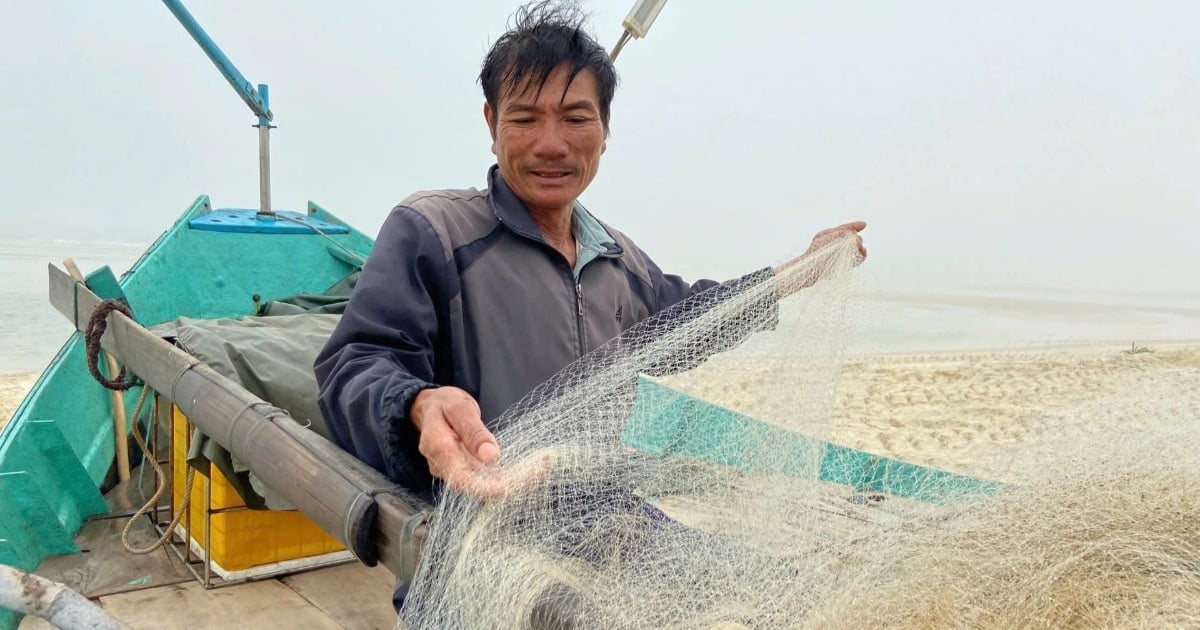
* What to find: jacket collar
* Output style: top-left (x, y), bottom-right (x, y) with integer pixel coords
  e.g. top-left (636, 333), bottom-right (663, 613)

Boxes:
top-left (487, 164), bottom-right (623, 257)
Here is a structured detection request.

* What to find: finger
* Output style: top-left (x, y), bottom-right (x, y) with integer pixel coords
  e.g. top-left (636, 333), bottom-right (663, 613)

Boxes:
top-left (467, 450), bottom-right (558, 500)
top-left (814, 222), bottom-right (865, 245)
top-left (501, 450), bottom-right (558, 492)
top-left (425, 439), bottom-right (476, 489)
top-left (419, 423), bottom-right (467, 466)
top-left (442, 396), bottom-right (500, 464)
top-left (435, 447), bottom-right (508, 500)
top-left (450, 463), bottom-right (512, 499)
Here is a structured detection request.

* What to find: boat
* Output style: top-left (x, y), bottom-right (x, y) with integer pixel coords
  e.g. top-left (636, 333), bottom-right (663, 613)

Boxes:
top-left (0, 1), bottom-right (999, 628)
top-left (0, 2), bottom-right (437, 627)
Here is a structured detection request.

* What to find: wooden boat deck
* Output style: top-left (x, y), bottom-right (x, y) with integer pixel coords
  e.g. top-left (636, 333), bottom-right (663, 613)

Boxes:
top-left (19, 469), bottom-right (399, 629)
top-left (23, 564), bottom-right (398, 629)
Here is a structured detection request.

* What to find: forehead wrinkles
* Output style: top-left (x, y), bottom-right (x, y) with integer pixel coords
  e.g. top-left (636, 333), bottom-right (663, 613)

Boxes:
top-left (500, 66), bottom-right (593, 110)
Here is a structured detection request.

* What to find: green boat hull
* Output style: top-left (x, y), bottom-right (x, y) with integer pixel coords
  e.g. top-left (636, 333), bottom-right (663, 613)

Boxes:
top-left (0, 197), bottom-right (373, 629)
top-left (622, 376), bottom-right (1004, 504)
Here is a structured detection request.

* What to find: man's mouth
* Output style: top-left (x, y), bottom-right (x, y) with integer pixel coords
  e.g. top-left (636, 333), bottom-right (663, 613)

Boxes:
top-left (530, 169), bottom-right (573, 181)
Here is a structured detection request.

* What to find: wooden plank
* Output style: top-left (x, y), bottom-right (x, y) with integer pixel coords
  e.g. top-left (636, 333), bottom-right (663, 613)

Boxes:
top-left (281, 563), bottom-right (399, 629)
top-left (98, 580), bottom-right (343, 629)
top-left (17, 613), bottom-right (57, 629)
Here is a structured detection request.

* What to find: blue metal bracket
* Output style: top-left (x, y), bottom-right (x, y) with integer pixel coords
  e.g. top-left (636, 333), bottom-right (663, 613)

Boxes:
top-left (161, 0), bottom-right (272, 122)
top-left (189, 210), bottom-right (349, 235)
top-left (162, 0), bottom-right (278, 217)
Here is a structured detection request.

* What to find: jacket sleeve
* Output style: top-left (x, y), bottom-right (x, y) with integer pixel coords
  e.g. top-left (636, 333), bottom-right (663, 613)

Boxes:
top-left (647, 262), bottom-right (721, 312)
top-left (637, 253), bottom-right (780, 375)
top-left (313, 206), bottom-right (450, 493)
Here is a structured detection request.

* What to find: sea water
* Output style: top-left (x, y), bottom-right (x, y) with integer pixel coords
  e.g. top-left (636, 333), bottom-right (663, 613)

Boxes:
top-left (0, 235), bottom-right (1197, 375)
top-left (0, 236), bottom-right (146, 373)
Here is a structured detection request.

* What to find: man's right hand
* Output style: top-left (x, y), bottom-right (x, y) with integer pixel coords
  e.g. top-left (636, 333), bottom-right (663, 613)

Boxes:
top-left (410, 386), bottom-right (506, 498)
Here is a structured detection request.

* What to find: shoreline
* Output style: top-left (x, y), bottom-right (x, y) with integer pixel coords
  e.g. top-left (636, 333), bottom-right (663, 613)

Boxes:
top-left (844, 338), bottom-right (1200, 360)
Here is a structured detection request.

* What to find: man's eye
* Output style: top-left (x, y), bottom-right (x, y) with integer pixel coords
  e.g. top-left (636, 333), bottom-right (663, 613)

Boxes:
top-left (566, 117), bottom-right (589, 124)
top-left (510, 118), bottom-right (536, 124)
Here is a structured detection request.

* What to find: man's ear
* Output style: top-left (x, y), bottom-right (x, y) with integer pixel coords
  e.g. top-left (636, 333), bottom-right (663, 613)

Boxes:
top-left (483, 102), bottom-right (497, 143)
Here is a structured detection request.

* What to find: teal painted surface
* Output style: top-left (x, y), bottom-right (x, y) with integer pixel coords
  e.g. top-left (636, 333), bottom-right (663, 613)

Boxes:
top-left (121, 196), bottom-right (372, 325)
top-left (189, 209), bottom-right (351, 234)
top-left (84, 265), bottom-right (126, 303)
top-left (0, 471), bottom-right (78, 564)
top-left (0, 337), bottom-right (112, 499)
top-left (622, 376), bottom-right (1006, 504)
top-left (0, 195), bottom-right (375, 626)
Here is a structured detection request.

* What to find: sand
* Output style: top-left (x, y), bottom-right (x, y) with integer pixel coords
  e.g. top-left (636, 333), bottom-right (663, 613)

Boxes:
top-left (0, 371), bottom-right (38, 433)
top-left (658, 342), bottom-right (1200, 482)
top-left (832, 343), bottom-right (1200, 480)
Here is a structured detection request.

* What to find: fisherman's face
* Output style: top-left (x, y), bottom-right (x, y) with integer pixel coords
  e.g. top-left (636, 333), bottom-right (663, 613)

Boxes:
top-left (485, 64), bottom-right (607, 216)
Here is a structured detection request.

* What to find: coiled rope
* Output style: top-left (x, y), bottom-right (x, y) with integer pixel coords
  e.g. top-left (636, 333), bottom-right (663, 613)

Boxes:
top-left (84, 299), bottom-right (139, 391)
top-left (82, 299), bottom-right (194, 555)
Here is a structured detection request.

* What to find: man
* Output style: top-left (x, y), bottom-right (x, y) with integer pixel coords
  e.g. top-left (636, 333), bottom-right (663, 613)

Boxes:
top-left (314, 1), bottom-right (865, 505)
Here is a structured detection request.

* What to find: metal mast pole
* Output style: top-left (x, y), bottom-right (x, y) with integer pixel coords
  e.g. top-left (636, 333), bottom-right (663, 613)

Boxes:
top-left (161, 0), bottom-right (275, 218)
top-left (256, 84), bottom-right (272, 218)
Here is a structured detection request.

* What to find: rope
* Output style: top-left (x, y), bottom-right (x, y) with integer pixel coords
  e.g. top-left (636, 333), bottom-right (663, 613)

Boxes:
top-left (78, 297), bottom-right (192, 553)
top-left (273, 212), bottom-right (366, 265)
top-left (121, 386), bottom-right (194, 555)
top-left (84, 299), bottom-right (139, 391)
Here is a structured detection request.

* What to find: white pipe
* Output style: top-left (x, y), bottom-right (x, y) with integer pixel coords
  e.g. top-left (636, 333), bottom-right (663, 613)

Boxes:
top-left (0, 564), bottom-right (127, 629)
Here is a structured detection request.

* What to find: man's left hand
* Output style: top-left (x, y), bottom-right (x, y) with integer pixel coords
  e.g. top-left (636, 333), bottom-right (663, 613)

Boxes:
top-left (805, 221), bottom-right (867, 261)
top-left (774, 221), bottom-right (868, 297)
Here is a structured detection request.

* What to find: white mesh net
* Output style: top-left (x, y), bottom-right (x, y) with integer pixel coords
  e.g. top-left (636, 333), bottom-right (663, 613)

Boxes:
top-left (401, 236), bottom-right (1200, 629)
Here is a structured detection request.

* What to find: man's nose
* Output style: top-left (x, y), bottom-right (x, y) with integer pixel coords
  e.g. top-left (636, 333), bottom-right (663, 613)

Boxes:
top-left (531, 121), bottom-right (569, 159)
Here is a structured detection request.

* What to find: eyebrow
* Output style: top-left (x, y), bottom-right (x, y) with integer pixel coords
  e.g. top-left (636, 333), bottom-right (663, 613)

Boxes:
top-left (560, 100), bottom-right (598, 112)
top-left (503, 100), bottom-right (598, 114)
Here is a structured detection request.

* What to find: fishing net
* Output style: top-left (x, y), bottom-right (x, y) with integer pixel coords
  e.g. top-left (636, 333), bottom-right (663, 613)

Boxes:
top-left (401, 235), bottom-right (1200, 629)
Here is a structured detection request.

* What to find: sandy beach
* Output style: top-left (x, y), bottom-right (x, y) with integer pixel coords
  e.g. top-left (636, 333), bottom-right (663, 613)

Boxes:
top-left (5, 340), bottom-right (1198, 627)
top-left (658, 341), bottom-right (1200, 482)
top-left (5, 343), bottom-right (1197, 465)
top-left (0, 371), bottom-right (38, 433)
top-left (833, 343), bottom-right (1199, 480)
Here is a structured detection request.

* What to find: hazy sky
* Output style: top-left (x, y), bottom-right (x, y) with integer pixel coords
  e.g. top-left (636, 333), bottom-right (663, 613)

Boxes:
top-left (2, 1), bottom-right (1198, 295)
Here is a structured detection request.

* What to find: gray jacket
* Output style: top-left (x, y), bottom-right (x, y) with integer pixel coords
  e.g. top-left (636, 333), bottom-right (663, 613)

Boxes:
top-left (314, 165), bottom-right (773, 496)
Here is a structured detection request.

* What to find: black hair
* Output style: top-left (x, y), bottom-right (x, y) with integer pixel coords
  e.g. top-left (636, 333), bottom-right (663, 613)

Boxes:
top-left (480, 1), bottom-right (618, 131)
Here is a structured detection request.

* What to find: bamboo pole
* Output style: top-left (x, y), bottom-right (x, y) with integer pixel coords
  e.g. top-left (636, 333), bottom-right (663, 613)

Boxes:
top-left (63, 258), bottom-right (131, 482)
top-left (47, 262), bottom-right (430, 572)
top-left (0, 564), bottom-right (127, 629)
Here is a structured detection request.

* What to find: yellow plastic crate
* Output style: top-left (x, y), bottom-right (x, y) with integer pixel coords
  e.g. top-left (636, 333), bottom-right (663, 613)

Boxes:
top-left (171, 405), bottom-right (345, 571)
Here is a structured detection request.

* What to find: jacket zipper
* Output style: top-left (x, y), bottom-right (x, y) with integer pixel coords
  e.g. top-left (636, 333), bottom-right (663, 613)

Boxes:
top-left (573, 279), bottom-right (587, 357)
